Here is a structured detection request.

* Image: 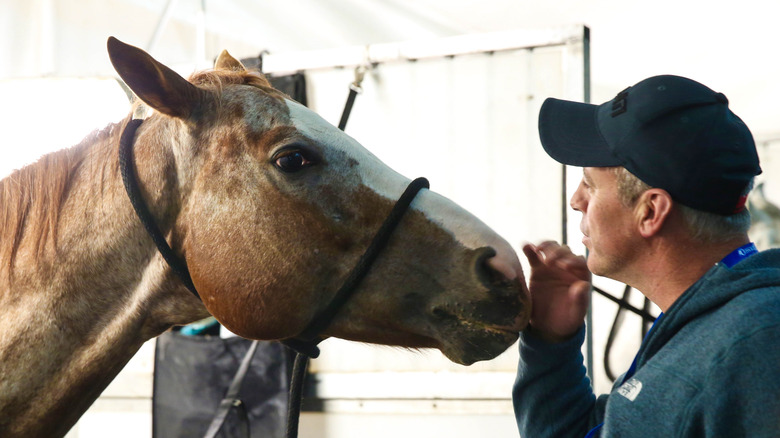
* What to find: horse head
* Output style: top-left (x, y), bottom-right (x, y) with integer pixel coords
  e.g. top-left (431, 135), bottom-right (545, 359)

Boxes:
top-left (107, 38), bottom-right (530, 365)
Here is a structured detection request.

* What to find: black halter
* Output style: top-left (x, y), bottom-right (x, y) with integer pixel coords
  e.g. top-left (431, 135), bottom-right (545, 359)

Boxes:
top-left (119, 118), bottom-right (429, 437)
top-left (119, 119), bottom-right (200, 297)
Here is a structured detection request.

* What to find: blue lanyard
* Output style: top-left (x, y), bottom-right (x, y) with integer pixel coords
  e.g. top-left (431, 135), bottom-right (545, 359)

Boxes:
top-left (584, 423), bottom-right (603, 438)
top-left (584, 313), bottom-right (664, 438)
top-left (719, 242), bottom-right (758, 268)
top-left (620, 313), bottom-right (664, 384)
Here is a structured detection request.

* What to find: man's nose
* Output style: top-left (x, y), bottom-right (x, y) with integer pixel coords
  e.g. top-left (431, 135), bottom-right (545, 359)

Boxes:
top-left (570, 181), bottom-right (587, 212)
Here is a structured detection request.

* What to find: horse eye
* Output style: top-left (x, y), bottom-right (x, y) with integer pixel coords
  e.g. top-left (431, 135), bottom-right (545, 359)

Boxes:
top-left (274, 150), bottom-right (315, 172)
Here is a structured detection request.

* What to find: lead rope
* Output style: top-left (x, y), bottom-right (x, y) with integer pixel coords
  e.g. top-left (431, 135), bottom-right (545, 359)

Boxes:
top-left (203, 340), bottom-right (259, 438)
top-left (282, 176), bottom-right (429, 438)
top-left (285, 353), bottom-right (310, 438)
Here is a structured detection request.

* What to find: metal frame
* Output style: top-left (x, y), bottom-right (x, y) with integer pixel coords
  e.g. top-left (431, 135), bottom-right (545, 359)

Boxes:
top-left (261, 25), bottom-right (589, 75)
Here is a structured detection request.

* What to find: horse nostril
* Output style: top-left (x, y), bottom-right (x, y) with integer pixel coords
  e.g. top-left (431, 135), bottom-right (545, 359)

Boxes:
top-left (431, 305), bottom-right (458, 322)
top-left (473, 246), bottom-right (499, 282)
top-left (432, 307), bottom-right (448, 318)
top-left (473, 246), bottom-right (516, 292)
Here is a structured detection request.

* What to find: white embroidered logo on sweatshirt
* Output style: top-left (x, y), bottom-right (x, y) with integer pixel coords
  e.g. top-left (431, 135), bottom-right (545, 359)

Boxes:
top-left (618, 378), bottom-right (642, 401)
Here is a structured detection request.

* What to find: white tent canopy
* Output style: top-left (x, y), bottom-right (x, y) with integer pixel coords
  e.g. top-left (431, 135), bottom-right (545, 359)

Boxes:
top-left (4, 0), bottom-right (780, 224)
top-left (3, 0), bottom-right (780, 143)
top-left (4, 0), bottom-right (780, 196)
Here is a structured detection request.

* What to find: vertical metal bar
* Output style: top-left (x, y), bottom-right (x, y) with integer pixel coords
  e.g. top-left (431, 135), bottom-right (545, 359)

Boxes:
top-left (581, 25), bottom-right (595, 387)
top-left (561, 164), bottom-right (568, 245)
top-left (583, 27), bottom-right (591, 105)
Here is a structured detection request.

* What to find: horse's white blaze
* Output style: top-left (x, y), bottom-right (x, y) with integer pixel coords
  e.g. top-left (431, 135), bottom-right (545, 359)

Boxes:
top-left (414, 191), bottom-right (523, 282)
top-left (286, 100), bottom-right (522, 282)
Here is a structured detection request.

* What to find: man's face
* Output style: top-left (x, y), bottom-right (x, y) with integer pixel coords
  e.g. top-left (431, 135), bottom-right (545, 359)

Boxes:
top-left (570, 167), bottom-right (639, 279)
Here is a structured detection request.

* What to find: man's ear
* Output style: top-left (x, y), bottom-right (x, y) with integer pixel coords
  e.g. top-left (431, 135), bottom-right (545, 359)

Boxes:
top-left (635, 189), bottom-right (674, 238)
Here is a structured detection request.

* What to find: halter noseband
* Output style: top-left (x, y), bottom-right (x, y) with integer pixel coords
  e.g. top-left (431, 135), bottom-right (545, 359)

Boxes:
top-left (118, 119), bottom-right (429, 356)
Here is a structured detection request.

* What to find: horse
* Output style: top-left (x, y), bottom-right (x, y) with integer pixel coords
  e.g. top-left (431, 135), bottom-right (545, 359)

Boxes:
top-left (0, 38), bottom-right (529, 437)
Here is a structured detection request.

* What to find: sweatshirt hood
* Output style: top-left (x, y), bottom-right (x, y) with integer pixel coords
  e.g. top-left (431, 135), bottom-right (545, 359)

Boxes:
top-left (636, 248), bottom-right (780, 366)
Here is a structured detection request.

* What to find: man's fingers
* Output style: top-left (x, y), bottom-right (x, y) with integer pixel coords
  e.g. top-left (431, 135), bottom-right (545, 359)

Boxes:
top-left (523, 241), bottom-right (590, 284)
top-left (522, 243), bottom-right (543, 267)
top-left (535, 240), bottom-right (565, 254)
top-left (525, 241), bottom-right (567, 265)
top-left (534, 241), bottom-right (584, 269)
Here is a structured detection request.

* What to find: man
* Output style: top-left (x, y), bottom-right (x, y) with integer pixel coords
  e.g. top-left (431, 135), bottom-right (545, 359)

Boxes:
top-left (513, 75), bottom-right (780, 437)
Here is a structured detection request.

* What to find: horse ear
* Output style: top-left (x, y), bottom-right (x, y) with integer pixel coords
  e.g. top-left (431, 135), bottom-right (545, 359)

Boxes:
top-left (107, 36), bottom-right (206, 120)
top-left (215, 50), bottom-right (246, 72)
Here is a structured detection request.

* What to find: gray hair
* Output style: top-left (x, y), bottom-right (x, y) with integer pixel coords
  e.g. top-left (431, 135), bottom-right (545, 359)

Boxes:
top-left (612, 167), bottom-right (752, 243)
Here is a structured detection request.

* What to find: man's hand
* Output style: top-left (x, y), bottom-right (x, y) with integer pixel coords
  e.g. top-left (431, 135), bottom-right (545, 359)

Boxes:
top-left (522, 241), bottom-right (591, 343)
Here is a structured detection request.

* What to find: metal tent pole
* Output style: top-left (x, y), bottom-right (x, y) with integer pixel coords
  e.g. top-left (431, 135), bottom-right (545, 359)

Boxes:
top-left (147, 0), bottom-right (179, 53)
top-left (581, 26), bottom-right (595, 387)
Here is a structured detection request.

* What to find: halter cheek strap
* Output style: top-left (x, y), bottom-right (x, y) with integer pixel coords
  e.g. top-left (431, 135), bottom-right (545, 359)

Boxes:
top-left (119, 118), bottom-right (200, 298)
top-left (282, 176), bottom-right (430, 356)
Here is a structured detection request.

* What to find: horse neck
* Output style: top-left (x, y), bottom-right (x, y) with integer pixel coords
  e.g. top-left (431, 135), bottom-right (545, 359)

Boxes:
top-left (0, 117), bottom-right (208, 437)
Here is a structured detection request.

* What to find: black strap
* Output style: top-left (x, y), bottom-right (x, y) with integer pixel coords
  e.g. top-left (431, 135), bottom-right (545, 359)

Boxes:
top-left (291, 176), bottom-right (430, 345)
top-left (279, 338), bottom-right (321, 359)
top-left (602, 285), bottom-right (633, 381)
top-left (281, 177), bottom-right (429, 438)
top-left (338, 66), bottom-right (365, 131)
top-left (119, 118), bottom-right (200, 298)
top-left (599, 285), bottom-right (654, 382)
top-left (284, 353), bottom-right (311, 438)
top-left (338, 87), bottom-right (359, 131)
top-left (592, 286), bottom-right (654, 322)
top-left (203, 340), bottom-right (260, 438)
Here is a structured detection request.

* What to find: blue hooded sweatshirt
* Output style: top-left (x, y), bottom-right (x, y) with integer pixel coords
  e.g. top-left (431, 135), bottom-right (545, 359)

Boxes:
top-left (513, 249), bottom-right (780, 437)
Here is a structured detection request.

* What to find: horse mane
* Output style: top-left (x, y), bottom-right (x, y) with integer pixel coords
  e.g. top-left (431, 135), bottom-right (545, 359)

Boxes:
top-left (187, 68), bottom-right (284, 101)
top-left (0, 120), bottom-right (127, 277)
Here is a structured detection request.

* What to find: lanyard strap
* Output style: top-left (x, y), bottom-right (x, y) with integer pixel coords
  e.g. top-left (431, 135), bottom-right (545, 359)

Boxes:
top-left (720, 242), bottom-right (758, 268)
top-left (584, 424), bottom-right (603, 438)
top-left (619, 313), bottom-right (664, 384)
top-left (584, 313), bottom-right (665, 437)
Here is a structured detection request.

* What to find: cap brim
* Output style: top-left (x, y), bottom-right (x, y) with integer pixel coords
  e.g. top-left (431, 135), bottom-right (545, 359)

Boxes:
top-left (538, 98), bottom-right (621, 167)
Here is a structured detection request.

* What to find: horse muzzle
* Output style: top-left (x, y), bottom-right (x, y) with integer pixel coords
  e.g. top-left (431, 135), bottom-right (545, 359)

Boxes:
top-left (428, 246), bottom-right (530, 365)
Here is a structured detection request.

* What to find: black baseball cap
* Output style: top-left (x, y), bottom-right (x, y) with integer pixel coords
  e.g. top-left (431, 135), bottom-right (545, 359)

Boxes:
top-left (538, 75), bottom-right (761, 215)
